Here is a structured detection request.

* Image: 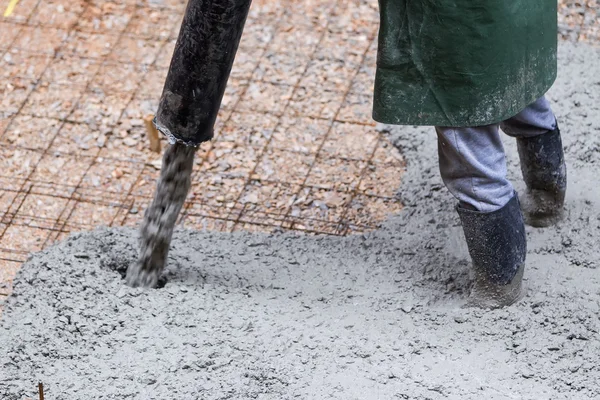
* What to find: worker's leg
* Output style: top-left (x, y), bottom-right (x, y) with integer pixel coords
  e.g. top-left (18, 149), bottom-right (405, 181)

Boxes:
top-left (501, 96), bottom-right (567, 227)
top-left (436, 125), bottom-right (513, 212)
top-left (436, 125), bottom-right (526, 309)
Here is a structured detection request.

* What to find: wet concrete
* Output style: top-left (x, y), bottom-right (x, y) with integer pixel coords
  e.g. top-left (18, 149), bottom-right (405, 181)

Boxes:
top-left (1, 42), bottom-right (599, 399)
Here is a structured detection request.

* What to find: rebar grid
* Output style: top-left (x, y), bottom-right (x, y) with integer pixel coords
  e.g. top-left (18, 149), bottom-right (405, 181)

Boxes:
top-left (0, 0), bottom-right (405, 272)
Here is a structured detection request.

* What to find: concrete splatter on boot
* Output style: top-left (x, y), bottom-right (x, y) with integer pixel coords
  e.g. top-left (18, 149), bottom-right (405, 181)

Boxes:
top-left (458, 193), bottom-right (526, 309)
top-left (126, 142), bottom-right (196, 288)
top-left (517, 125), bottom-right (567, 227)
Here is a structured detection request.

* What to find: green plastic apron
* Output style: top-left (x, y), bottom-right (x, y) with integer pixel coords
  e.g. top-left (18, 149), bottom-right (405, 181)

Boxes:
top-left (373, 0), bottom-right (558, 127)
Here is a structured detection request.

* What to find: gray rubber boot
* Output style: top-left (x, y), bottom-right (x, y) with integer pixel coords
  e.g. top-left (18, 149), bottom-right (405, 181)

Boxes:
top-left (457, 193), bottom-right (526, 309)
top-left (517, 125), bottom-right (567, 227)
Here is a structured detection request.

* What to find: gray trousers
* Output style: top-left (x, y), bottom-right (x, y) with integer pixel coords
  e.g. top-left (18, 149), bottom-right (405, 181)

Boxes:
top-left (436, 96), bottom-right (557, 213)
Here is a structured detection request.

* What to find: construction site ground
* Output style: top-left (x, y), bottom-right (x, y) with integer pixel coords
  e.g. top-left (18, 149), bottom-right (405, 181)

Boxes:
top-left (0, 0), bottom-right (598, 315)
top-left (2, 38), bottom-right (600, 398)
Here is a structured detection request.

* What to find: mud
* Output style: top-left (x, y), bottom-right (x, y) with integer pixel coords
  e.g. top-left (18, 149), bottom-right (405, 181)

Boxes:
top-left (1, 43), bottom-right (599, 400)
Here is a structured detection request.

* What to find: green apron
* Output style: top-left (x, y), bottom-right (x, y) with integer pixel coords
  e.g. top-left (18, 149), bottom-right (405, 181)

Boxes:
top-left (373, 0), bottom-right (558, 127)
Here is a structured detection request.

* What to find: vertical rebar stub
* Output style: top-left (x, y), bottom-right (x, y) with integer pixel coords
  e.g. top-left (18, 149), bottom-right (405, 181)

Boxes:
top-left (144, 114), bottom-right (162, 153)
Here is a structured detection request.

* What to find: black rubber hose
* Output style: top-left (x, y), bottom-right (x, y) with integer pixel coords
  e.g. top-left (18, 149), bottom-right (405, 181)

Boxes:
top-left (154, 0), bottom-right (252, 146)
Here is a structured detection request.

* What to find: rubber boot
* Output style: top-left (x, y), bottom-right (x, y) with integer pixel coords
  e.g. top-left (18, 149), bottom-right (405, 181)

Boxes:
top-left (457, 193), bottom-right (526, 309)
top-left (517, 125), bottom-right (567, 227)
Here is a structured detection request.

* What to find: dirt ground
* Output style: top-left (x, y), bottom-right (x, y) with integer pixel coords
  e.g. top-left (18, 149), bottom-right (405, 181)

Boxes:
top-left (1, 42), bottom-right (599, 399)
